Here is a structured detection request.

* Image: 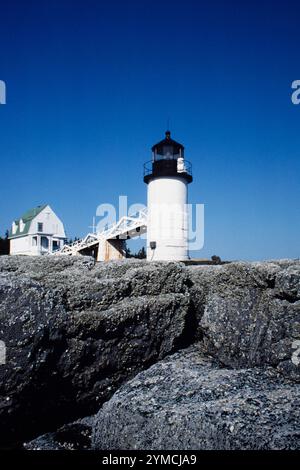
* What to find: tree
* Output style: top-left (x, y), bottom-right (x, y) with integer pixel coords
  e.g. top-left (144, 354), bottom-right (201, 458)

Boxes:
top-left (125, 244), bottom-right (146, 259)
top-left (0, 230), bottom-right (10, 255)
top-left (125, 245), bottom-right (133, 258)
top-left (65, 236), bottom-right (80, 245)
top-left (136, 246), bottom-right (146, 259)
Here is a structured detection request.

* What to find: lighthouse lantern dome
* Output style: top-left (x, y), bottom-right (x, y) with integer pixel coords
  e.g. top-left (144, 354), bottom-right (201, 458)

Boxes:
top-left (144, 131), bottom-right (192, 184)
top-left (151, 130), bottom-right (184, 160)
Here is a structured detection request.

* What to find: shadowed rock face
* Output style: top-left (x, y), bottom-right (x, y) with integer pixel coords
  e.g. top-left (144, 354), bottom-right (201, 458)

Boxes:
top-left (0, 256), bottom-right (194, 447)
top-left (0, 256), bottom-right (299, 449)
top-left (92, 345), bottom-right (300, 450)
top-left (24, 416), bottom-right (95, 451)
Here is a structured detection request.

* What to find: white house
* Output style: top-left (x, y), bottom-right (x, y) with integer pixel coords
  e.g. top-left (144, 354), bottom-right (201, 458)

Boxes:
top-left (9, 204), bottom-right (66, 255)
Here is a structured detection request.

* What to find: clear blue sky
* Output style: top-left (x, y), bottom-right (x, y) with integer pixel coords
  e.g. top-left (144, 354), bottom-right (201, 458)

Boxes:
top-left (0, 0), bottom-right (299, 260)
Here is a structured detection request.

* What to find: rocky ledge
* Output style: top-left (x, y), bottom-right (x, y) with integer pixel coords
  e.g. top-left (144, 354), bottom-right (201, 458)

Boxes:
top-left (0, 256), bottom-right (299, 449)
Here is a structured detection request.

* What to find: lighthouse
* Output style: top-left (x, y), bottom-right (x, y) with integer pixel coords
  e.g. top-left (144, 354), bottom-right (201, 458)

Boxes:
top-left (144, 131), bottom-right (193, 261)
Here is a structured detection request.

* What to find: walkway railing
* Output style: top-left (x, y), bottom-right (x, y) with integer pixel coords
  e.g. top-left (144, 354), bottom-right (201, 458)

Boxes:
top-left (53, 208), bottom-right (148, 256)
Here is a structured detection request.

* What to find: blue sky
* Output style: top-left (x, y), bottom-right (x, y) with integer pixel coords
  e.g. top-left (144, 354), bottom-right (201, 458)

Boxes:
top-left (0, 0), bottom-right (299, 260)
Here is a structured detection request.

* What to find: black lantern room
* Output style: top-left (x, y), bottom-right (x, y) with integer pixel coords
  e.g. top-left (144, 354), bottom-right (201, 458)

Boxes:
top-left (144, 131), bottom-right (192, 184)
top-left (152, 130), bottom-right (184, 159)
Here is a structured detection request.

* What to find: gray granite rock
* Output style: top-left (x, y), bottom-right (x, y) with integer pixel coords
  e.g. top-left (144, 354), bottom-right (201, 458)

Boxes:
top-left (188, 261), bottom-right (300, 380)
top-left (0, 255), bottom-right (299, 449)
top-left (0, 256), bottom-right (193, 446)
top-left (24, 416), bottom-right (94, 450)
top-left (92, 345), bottom-right (300, 450)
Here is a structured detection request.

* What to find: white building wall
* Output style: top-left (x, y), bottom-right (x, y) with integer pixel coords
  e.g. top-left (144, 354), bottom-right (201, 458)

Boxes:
top-left (10, 205), bottom-right (66, 256)
top-left (27, 206), bottom-right (66, 238)
top-left (10, 236), bottom-right (30, 255)
top-left (147, 176), bottom-right (189, 261)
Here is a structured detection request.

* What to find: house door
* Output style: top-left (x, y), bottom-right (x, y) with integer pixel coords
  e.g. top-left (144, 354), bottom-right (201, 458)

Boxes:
top-left (41, 236), bottom-right (49, 250)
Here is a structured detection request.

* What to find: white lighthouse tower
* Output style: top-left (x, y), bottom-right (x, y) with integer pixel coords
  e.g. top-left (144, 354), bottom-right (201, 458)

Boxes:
top-left (144, 131), bottom-right (193, 261)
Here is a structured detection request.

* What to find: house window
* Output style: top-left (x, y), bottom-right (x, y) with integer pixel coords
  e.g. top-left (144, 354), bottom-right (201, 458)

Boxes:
top-left (37, 222), bottom-right (43, 232)
top-left (52, 240), bottom-right (59, 251)
top-left (32, 236), bottom-right (37, 246)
